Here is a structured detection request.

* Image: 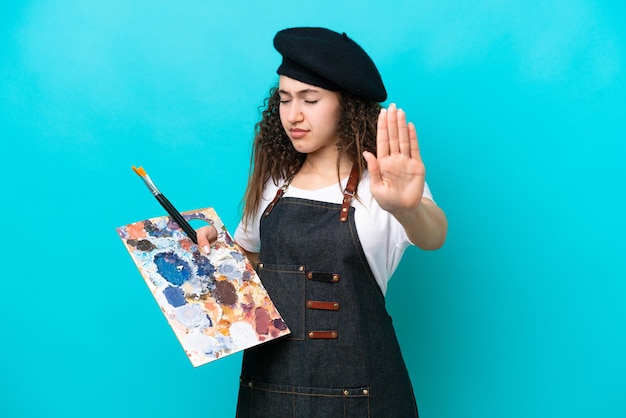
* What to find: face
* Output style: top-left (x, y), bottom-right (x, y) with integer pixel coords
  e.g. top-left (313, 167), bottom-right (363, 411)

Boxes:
top-left (278, 76), bottom-right (341, 156)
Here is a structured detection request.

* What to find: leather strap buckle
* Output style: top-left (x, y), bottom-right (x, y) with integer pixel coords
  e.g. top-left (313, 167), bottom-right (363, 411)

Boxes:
top-left (339, 164), bottom-right (359, 223)
top-left (306, 300), bottom-right (340, 311)
top-left (306, 272), bottom-right (340, 283)
top-left (308, 331), bottom-right (338, 339)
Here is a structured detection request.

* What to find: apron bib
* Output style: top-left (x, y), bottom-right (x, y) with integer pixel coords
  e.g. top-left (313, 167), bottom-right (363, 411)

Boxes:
top-left (236, 180), bottom-right (418, 417)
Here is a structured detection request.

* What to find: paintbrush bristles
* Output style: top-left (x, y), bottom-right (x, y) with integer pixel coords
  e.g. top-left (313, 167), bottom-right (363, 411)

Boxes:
top-left (132, 165), bottom-right (147, 177)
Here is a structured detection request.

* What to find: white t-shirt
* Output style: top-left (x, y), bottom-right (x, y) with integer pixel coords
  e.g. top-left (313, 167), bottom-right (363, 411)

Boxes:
top-left (234, 171), bottom-right (433, 295)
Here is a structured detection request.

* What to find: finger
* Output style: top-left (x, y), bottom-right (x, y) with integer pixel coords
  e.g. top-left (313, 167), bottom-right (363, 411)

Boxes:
top-left (363, 150), bottom-right (382, 185)
top-left (408, 122), bottom-right (422, 162)
top-left (387, 103), bottom-right (400, 154)
top-left (376, 108), bottom-right (389, 158)
top-left (397, 108), bottom-right (411, 155)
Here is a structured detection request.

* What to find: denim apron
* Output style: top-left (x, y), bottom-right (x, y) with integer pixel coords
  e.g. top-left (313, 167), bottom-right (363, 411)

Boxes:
top-left (236, 171), bottom-right (419, 418)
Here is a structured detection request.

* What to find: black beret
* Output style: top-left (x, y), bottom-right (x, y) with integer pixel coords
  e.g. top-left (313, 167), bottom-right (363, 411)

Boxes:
top-left (274, 27), bottom-right (387, 102)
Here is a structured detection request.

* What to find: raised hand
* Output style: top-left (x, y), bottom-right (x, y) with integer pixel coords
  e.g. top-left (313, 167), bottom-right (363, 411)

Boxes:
top-left (363, 103), bottom-right (426, 215)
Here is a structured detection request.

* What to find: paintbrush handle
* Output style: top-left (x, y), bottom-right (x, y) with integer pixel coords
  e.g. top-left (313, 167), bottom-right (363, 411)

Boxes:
top-left (155, 194), bottom-right (198, 244)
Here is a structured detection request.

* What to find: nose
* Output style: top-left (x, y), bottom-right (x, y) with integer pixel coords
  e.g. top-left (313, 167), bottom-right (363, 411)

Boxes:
top-left (285, 102), bottom-right (304, 124)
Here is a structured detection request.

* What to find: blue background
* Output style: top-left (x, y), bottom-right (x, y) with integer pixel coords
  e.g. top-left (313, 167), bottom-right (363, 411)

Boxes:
top-left (1, 1), bottom-right (625, 417)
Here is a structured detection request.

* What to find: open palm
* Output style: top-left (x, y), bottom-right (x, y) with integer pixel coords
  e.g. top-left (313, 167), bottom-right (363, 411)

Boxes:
top-left (363, 104), bottom-right (426, 215)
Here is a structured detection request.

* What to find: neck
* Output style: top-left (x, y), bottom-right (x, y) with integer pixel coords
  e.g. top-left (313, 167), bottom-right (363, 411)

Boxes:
top-left (292, 152), bottom-right (353, 189)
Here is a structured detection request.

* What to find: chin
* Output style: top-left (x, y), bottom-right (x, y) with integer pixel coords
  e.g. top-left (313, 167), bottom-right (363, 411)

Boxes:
top-left (289, 141), bottom-right (310, 154)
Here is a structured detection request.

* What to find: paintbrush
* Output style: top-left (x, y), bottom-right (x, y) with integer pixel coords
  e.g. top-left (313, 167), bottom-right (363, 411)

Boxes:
top-left (131, 165), bottom-right (198, 244)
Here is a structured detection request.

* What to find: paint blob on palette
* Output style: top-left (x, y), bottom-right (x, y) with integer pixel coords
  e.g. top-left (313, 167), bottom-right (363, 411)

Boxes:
top-left (116, 208), bottom-right (290, 367)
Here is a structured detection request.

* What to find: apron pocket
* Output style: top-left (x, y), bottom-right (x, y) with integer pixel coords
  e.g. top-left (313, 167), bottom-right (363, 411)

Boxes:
top-left (238, 376), bottom-right (371, 418)
top-left (257, 262), bottom-right (306, 340)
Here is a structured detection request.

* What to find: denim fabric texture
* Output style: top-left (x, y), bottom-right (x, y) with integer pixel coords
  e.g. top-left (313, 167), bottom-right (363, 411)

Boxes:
top-left (236, 196), bottom-right (418, 417)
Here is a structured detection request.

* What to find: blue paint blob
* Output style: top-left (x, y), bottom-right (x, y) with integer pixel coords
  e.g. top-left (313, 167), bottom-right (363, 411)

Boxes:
top-left (193, 253), bottom-right (216, 278)
top-left (230, 251), bottom-right (244, 263)
top-left (163, 286), bottom-right (187, 307)
top-left (153, 251), bottom-right (192, 286)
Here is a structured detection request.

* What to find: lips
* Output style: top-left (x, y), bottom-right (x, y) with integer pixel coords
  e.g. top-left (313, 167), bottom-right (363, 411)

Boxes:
top-left (289, 128), bottom-right (309, 139)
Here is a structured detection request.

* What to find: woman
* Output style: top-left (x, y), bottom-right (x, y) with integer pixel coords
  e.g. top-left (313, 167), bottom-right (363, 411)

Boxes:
top-left (198, 27), bottom-right (447, 418)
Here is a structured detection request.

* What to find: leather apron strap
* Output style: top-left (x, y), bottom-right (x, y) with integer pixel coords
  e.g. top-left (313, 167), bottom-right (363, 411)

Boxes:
top-left (340, 164), bottom-right (359, 223)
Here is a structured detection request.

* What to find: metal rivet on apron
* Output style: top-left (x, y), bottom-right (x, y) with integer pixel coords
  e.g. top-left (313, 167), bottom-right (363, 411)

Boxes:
top-left (258, 263), bottom-right (264, 269)
top-left (363, 389), bottom-right (369, 395)
top-left (248, 382), bottom-right (253, 388)
top-left (307, 272), bottom-right (313, 279)
top-left (308, 332), bottom-right (315, 338)
top-left (298, 265), bottom-right (304, 272)
top-left (331, 331), bottom-right (337, 338)
top-left (343, 390), bottom-right (350, 396)
top-left (332, 274), bottom-right (340, 282)
top-left (340, 217), bottom-right (347, 222)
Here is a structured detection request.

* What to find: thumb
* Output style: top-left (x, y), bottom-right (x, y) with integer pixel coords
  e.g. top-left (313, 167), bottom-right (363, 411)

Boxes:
top-left (363, 151), bottom-right (381, 184)
top-left (196, 225), bottom-right (217, 254)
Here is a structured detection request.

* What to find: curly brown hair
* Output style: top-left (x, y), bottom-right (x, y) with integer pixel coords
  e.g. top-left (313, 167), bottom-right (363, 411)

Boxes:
top-left (242, 86), bottom-right (381, 226)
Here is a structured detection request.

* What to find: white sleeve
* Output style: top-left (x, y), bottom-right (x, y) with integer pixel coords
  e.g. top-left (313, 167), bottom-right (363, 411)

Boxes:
top-left (233, 216), bottom-right (261, 253)
top-left (353, 175), bottom-right (437, 295)
top-left (423, 181), bottom-right (434, 202)
top-left (233, 180), bottom-right (281, 253)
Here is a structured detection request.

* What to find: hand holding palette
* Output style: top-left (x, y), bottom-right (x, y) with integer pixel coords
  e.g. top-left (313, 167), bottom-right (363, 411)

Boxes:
top-left (116, 168), bottom-right (289, 367)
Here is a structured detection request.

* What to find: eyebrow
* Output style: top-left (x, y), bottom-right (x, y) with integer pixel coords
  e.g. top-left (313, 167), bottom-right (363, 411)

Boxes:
top-left (278, 88), bottom-right (320, 96)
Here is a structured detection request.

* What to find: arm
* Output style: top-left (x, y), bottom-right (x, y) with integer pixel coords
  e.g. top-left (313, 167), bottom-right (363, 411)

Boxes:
top-left (363, 104), bottom-right (448, 250)
top-left (391, 197), bottom-right (447, 250)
